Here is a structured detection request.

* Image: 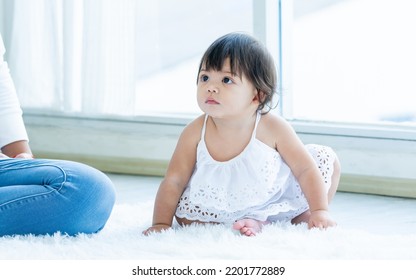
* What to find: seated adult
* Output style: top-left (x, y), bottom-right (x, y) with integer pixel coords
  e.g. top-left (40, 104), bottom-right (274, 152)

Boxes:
top-left (0, 33), bottom-right (116, 236)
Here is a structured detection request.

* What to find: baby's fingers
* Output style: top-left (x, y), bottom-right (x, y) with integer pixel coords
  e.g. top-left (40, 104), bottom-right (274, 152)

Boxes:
top-left (142, 225), bottom-right (171, 235)
top-left (308, 220), bottom-right (324, 229)
top-left (308, 219), bottom-right (337, 229)
top-left (142, 228), bottom-right (153, 235)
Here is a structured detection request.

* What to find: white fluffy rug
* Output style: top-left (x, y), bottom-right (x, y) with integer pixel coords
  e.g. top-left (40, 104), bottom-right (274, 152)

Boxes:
top-left (1, 201), bottom-right (416, 260)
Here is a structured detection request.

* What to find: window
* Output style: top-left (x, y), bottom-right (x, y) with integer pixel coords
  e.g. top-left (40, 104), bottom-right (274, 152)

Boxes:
top-left (284, 0), bottom-right (416, 197)
top-left (0, 0), bottom-right (253, 117)
top-left (291, 0), bottom-right (416, 126)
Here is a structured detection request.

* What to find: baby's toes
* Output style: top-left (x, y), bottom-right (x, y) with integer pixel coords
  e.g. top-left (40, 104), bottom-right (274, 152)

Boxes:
top-left (232, 221), bottom-right (244, 230)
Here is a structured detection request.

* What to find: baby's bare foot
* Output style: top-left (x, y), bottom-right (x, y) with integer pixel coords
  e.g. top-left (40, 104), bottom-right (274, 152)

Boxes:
top-left (232, 219), bottom-right (268, 236)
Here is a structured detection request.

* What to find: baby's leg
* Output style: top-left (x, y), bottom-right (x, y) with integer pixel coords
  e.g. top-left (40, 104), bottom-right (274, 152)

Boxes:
top-left (175, 216), bottom-right (218, 226)
top-left (291, 211), bottom-right (311, 224)
top-left (233, 219), bottom-right (269, 236)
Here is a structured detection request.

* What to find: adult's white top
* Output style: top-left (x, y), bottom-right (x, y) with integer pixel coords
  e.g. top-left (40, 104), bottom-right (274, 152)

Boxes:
top-left (0, 34), bottom-right (28, 149)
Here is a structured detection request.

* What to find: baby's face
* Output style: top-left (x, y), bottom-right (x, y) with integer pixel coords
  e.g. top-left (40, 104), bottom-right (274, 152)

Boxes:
top-left (196, 58), bottom-right (258, 118)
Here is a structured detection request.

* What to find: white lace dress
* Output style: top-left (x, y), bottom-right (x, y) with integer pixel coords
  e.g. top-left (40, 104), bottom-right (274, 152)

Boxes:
top-left (175, 113), bottom-right (336, 224)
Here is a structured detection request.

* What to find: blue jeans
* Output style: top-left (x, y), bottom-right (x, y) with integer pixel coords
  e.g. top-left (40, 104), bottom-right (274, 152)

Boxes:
top-left (0, 158), bottom-right (116, 236)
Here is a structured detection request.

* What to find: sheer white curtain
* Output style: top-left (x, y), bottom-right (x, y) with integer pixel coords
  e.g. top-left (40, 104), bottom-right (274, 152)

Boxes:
top-left (1, 0), bottom-right (137, 116)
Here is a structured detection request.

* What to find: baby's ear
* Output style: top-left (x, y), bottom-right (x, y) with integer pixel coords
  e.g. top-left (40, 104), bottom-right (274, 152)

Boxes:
top-left (254, 89), bottom-right (265, 103)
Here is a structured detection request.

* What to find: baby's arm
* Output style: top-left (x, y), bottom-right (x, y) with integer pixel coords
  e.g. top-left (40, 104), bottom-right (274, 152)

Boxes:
top-left (142, 117), bottom-right (203, 235)
top-left (142, 177), bottom-right (186, 234)
top-left (269, 115), bottom-right (336, 229)
top-left (296, 166), bottom-right (336, 229)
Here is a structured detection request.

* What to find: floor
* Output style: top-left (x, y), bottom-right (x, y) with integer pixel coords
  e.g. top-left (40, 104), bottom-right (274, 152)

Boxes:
top-left (107, 173), bottom-right (416, 236)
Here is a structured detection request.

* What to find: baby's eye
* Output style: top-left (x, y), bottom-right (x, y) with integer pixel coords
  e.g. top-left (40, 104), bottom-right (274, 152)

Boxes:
top-left (200, 75), bottom-right (209, 82)
top-left (223, 77), bottom-right (233, 84)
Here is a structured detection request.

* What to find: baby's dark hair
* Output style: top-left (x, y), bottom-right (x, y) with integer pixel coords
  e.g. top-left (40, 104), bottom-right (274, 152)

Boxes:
top-left (197, 32), bottom-right (278, 113)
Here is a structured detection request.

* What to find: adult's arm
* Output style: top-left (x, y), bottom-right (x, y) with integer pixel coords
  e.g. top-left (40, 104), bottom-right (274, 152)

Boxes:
top-left (0, 34), bottom-right (31, 157)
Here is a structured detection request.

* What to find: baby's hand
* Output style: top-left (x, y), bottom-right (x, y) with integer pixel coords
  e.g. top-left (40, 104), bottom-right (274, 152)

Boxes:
top-left (308, 209), bottom-right (336, 229)
top-left (142, 224), bottom-right (171, 236)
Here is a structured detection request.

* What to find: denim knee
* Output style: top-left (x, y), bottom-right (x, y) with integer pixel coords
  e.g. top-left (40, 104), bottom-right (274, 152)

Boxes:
top-left (63, 161), bottom-right (116, 234)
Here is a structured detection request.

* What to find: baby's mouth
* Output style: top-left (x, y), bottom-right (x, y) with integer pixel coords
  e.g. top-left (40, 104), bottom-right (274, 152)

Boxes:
top-left (205, 98), bottom-right (219, 104)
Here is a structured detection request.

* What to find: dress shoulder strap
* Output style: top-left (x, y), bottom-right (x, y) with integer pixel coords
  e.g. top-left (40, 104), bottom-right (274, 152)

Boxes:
top-left (251, 112), bottom-right (262, 139)
top-left (200, 114), bottom-right (209, 141)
